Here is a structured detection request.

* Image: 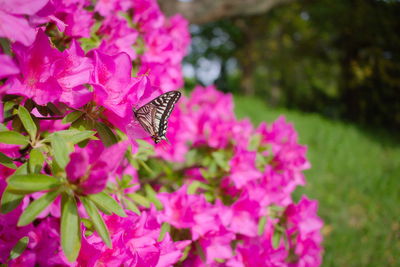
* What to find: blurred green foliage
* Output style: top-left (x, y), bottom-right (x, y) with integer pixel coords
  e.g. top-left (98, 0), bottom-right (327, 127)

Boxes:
top-left (234, 95), bottom-right (400, 267)
top-left (185, 0), bottom-right (400, 129)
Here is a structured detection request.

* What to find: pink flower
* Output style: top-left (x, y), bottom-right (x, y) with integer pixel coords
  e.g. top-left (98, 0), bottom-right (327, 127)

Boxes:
top-left (29, 1), bottom-right (66, 33)
top-left (66, 140), bottom-right (128, 194)
top-left (77, 210), bottom-right (189, 266)
top-left (284, 197), bottom-right (323, 267)
top-left (0, 53), bottom-right (19, 79)
top-left (157, 185), bottom-right (202, 229)
top-left (221, 195), bottom-right (260, 237)
top-left (89, 50), bottom-right (134, 118)
top-left (8, 217), bottom-right (70, 267)
top-left (0, 0), bottom-right (48, 46)
top-left (132, 0), bottom-right (165, 31)
top-left (63, 3), bottom-right (94, 38)
top-left (185, 86), bottom-right (238, 148)
top-left (95, 0), bottom-right (131, 17)
top-left (257, 116), bottom-right (299, 152)
top-left (155, 98), bottom-right (194, 162)
top-left (166, 15), bottom-right (191, 62)
top-left (229, 235), bottom-right (288, 267)
top-left (228, 148), bottom-right (261, 189)
top-left (5, 30), bottom-right (93, 107)
top-left (0, 180), bottom-right (33, 264)
top-left (138, 62), bottom-right (184, 92)
top-left (97, 15), bottom-right (139, 60)
top-left (56, 40), bottom-right (93, 108)
top-left (158, 185), bottom-right (222, 240)
top-left (5, 30), bottom-right (63, 104)
top-left (198, 227), bottom-right (235, 264)
top-left (132, 0), bottom-right (189, 92)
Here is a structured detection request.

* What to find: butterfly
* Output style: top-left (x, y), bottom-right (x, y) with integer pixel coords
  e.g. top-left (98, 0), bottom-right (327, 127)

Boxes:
top-left (133, 90), bottom-right (182, 144)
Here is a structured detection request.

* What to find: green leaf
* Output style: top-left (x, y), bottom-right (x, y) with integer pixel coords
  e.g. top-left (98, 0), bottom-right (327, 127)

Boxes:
top-left (123, 197), bottom-right (141, 215)
top-left (158, 222), bottom-right (170, 242)
top-left (179, 244), bottom-right (191, 263)
top-left (144, 184), bottom-right (163, 210)
top-left (51, 160), bottom-right (63, 177)
top-left (1, 188), bottom-right (23, 214)
top-left (35, 105), bottom-right (49, 116)
top-left (134, 139), bottom-right (155, 160)
top-left (80, 197), bottom-right (112, 248)
top-left (211, 151), bottom-right (230, 171)
top-left (95, 122), bottom-right (118, 147)
top-left (7, 174), bottom-right (61, 194)
top-left (187, 181), bottom-right (211, 195)
top-left (184, 149), bottom-right (198, 166)
top-left (258, 215), bottom-right (267, 236)
top-left (81, 218), bottom-right (93, 230)
top-left (4, 101), bottom-right (16, 113)
top-left (29, 148), bottom-right (45, 173)
top-left (44, 130), bottom-right (96, 144)
top-left (119, 174), bottom-right (133, 188)
top-left (51, 133), bottom-right (70, 169)
top-left (248, 133), bottom-right (262, 151)
top-left (77, 138), bottom-right (90, 148)
top-left (194, 241), bottom-right (206, 263)
top-left (24, 99), bottom-right (35, 112)
top-left (11, 117), bottom-right (23, 133)
top-left (9, 236), bottom-right (29, 260)
top-left (0, 123), bottom-right (8, 131)
top-left (46, 103), bottom-right (62, 116)
top-left (204, 191), bottom-right (215, 202)
top-left (272, 228), bottom-right (283, 249)
top-left (0, 152), bottom-right (16, 169)
top-left (256, 153), bottom-right (269, 171)
top-left (126, 193), bottom-right (151, 208)
top-left (187, 181), bottom-right (200, 195)
top-left (18, 189), bottom-right (61, 226)
top-left (18, 105), bottom-right (37, 140)
top-left (14, 163), bottom-right (28, 175)
top-left (0, 37), bottom-right (12, 56)
top-left (70, 116), bottom-right (92, 130)
top-left (0, 131), bottom-right (29, 146)
top-left (62, 111), bottom-right (84, 124)
top-left (61, 193), bottom-right (81, 262)
top-left (88, 192), bottom-right (127, 217)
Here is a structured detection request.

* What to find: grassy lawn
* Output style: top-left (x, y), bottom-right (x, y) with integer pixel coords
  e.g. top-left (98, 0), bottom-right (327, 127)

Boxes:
top-left (234, 95), bottom-right (400, 267)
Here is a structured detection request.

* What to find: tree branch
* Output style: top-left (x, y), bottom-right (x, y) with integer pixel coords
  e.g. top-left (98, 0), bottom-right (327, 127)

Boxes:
top-left (157, 0), bottom-right (294, 24)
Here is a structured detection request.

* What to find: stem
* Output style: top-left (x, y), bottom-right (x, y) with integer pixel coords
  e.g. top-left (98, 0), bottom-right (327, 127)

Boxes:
top-left (2, 115), bottom-right (63, 123)
top-left (2, 115), bottom-right (16, 123)
top-left (36, 116), bottom-right (63, 120)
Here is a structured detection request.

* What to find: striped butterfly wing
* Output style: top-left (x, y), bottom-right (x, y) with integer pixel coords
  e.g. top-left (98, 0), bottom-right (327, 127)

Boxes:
top-left (134, 91), bottom-right (181, 143)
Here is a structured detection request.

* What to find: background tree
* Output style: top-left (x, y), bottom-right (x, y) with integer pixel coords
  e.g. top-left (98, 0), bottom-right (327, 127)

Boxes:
top-left (167, 0), bottom-right (400, 130)
top-left (157, 0), bottom-right (293, 24)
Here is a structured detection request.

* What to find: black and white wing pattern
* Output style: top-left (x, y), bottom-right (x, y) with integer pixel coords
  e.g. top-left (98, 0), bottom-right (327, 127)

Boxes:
top-left (133, 90), bottom-right (181, 144)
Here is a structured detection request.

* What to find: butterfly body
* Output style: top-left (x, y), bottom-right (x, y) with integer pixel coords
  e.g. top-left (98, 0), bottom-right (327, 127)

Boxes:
top-left (133, 90), bottom-right (181, 144)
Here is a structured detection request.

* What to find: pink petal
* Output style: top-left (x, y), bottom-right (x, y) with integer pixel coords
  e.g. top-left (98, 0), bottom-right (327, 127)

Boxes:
top-left (0, 10), bottom-right (36, 46)
top-left (0, 0), bottom-right (48, 15)
top-left (0, 54), bottom-right (19, 79)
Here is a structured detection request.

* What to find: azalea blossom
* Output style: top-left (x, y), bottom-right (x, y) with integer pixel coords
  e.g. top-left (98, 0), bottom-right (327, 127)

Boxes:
top-left (0, 0), bottom-right (323, 266)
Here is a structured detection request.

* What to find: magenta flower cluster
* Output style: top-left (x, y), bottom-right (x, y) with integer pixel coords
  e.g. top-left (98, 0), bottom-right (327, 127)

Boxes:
top-left (0, 0), bottom-right (323, 266)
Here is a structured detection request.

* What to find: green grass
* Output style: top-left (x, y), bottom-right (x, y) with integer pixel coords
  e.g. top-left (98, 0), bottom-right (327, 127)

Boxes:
top-left (234, 95), bottom-right (400, 267)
